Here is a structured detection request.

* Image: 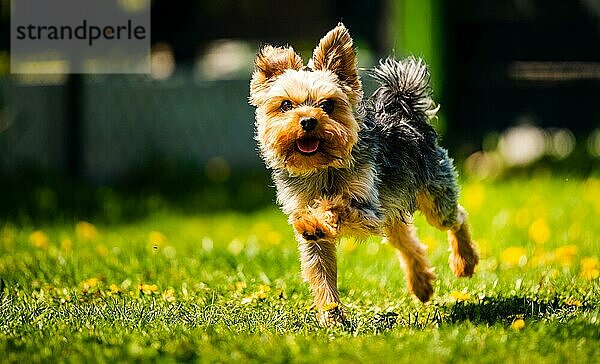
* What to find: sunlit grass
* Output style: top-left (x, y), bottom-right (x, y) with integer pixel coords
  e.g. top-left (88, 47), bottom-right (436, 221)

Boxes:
top-left (0, 176), bottom-right (599, 362)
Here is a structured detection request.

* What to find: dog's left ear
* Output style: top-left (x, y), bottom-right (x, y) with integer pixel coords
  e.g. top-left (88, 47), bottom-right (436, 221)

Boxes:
top-left (309, 23), bottom-right (362, 105)
top-left (249, 45), bottom-right (303, 106)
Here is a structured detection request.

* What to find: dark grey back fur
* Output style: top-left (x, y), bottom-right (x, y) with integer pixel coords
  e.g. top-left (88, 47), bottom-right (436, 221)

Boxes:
top-left (273, 57), bottom-right (458, 226)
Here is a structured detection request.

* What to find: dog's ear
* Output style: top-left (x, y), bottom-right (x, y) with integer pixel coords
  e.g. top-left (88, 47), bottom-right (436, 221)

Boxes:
top-left (309, 23), bottom-right (362, 105)
top-left (249, 45), bottom-right (303, 106)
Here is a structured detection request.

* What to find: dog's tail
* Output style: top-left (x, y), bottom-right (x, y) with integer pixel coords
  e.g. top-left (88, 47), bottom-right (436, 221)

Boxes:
top-left (369, 57), bottom-right (439, 122)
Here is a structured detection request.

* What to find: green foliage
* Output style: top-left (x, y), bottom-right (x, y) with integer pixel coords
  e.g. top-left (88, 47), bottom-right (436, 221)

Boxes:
top-left (1, 176), bottom-right (599, 362)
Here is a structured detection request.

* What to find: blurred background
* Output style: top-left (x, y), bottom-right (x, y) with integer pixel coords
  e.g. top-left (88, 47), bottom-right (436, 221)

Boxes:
top-left (0, 0), bottom-right (598, 223)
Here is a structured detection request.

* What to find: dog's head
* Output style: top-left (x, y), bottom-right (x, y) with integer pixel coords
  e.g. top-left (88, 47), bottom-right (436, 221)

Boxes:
top-left (249, 24), bottom-right (362, 176)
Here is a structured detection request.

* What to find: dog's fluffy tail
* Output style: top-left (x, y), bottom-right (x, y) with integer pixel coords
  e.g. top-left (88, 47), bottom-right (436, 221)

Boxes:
top-left (369, 57), bottom-right (439, 122)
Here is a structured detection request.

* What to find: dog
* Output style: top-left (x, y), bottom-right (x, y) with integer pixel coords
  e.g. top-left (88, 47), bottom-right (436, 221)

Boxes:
top-left (249, 23), bottom-right (478, 325)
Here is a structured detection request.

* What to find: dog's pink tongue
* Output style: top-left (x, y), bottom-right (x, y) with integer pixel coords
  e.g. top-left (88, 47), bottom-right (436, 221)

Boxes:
top-left (296, 138), bottom-right (320, 154)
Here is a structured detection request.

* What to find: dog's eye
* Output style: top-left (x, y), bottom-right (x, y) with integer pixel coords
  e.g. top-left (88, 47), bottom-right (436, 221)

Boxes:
top-left (320, 99), bottom-right (334, 114)
top-left (280, 100), bottom-right (293, 112)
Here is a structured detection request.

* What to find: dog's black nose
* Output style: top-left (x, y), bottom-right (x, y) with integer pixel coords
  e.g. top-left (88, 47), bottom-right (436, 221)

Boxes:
top-left (300, 117), bottom-right (318, 131)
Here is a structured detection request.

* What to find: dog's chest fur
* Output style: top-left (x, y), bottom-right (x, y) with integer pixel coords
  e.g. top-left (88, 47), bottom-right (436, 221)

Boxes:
top-left (274, 161), bottom-right (379, 214)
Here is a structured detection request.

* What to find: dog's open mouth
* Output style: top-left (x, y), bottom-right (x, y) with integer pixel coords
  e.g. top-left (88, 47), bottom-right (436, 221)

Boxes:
top-left (296, 137), bottom-right (320, 155)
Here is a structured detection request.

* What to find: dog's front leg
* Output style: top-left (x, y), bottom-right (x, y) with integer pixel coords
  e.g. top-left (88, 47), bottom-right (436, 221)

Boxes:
top-left (297, 237), bottom-right (345, 325)
top-left (291, 199), bottom-right (346, 325)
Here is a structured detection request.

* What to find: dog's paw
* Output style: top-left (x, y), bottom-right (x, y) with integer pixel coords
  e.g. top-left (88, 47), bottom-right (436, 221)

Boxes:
top-left (408, 268), bottom-right (436, 303)
top-left (293, 208), bottom-right (338, 241)
top-left (448, 227), bottom-right (479, 278)
top-left (449, 248), bottom-right (479, 278)
top-left (317, 303), bottom-right (348, 327)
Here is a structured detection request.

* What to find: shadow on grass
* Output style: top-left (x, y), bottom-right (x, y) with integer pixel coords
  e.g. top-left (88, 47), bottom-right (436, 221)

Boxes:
top-left (365, 295), bottom-right (597, 334)
top-left (442, 296), bottom-right (590, 325)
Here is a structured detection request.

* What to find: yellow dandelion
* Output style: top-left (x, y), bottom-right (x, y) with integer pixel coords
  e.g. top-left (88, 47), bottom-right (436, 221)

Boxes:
top-left (235, 281), bottom-right (247, 291)
top-left (553, 245), bottom-right (577, 267)
top-left (528, 218), bottom-right (550, 245)
top-left (256, 284), bottom-right (271, 299)
top-left (501, 247), bottom-right (528, 267)
top-left (109, 284), bottom-right (120, 294)
top-left (322, 302), bottom-right (338, 311)
top-left (564, 298), bottom-right (582, 307)
top-left (75, 221), bottom-right (98, 241)
top-left (29, 230), bottom-right (49, 249)
top-left (450, 291), bottom-right (471, 302)
top-left (511, 318), bottom-right (525, 331)
top-left (96, 244), bottom-right (109, 257)
top-left (580, 269), bottom-right (599, 280)
top-left (580, 256), bottom-right (599, 280)
top-left (138, 283), bottom-right (159, 295)
top-left (162, 288), bottom-right (176, 303)
top-left (80, 277), bottom-right (100, 291)
top-left (148, 231), bottom-right (167, 248)
top-left (530, 251), bottom-right (554, 267)
top-left (581, 256), bottom-right (599, 270)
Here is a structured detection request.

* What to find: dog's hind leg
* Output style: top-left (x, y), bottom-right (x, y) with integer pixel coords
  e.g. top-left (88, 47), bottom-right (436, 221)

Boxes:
top-left (417, 186), bottom-right (479, 278)
top-left (384, 222), bottom-right (436, 302)
top-left (447, 205), bottom-right (478, 277)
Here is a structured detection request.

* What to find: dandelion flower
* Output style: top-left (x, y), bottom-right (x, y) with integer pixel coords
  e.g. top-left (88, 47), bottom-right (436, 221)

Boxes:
top-left (501, 247), bottom-right (527, 267)
top-left (148, 231), bottom-right (167, 248)
top-left (81, 277), bottom-right (100, 292)
top-left (75, 221), bottom-right (98, 241)
top-left (138, 283), bottom-right (159, 295)
top-left (109, 284), bottom-right (120, 294)
top-left (322, 302), bottom-right (338, 311)
top-left (529, 218), bottom-right (550, 244)
top-left (511, 318), bottom-right (525, 331)
top-left (96, 244), bottom-right (109, 257)
top-left (450, 291), bottom-right (471, 302)
top-left (580, 257), bottom-right (599, 280)
top-left (29, 230), bottom-right (49, 249)
top-left (530, 250), bottom-right (554, 267)
top-left (564, 298), bottom-right (582, 307)
top-left (162, 288), bottom-right (176, 303)
top-left (553, 245), bottom-right (577, 267)
top-left (256, 284), bottom-right (271, 300)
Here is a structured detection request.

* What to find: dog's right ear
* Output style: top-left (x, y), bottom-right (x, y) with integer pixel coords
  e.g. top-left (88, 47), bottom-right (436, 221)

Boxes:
top-left (249, 45), bottom-right (303, 106)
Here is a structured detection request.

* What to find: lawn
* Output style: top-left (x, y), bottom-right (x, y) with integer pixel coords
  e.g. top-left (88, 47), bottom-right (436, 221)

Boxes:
top-left (1, 176), bottom-right (599, 363)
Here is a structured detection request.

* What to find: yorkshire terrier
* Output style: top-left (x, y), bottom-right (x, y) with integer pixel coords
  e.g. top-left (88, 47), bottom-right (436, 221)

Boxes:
top-left (249, 23), bottom-right (478, 325)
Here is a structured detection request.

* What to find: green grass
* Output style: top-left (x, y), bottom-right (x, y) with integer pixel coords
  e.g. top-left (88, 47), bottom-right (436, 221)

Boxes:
top-left (1, 176), bottom-right (599, 363)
